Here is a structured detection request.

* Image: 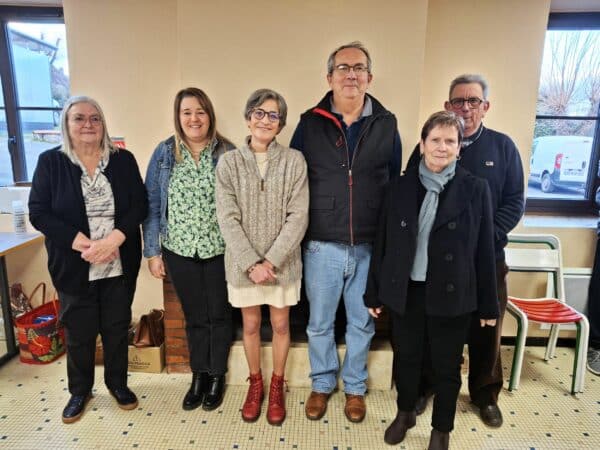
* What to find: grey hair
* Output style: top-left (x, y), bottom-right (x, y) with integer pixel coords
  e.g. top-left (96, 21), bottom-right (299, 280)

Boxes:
top-left (60, 95), bottom-right (116, 158)
top-left (420, 111), bottom-right (465, 143)
top-left (449, 74), bottom-right (489, 100)
top-left (244, 88), bottom-right (288, 130)
top-left (327, 41), bottom-right (372, 75)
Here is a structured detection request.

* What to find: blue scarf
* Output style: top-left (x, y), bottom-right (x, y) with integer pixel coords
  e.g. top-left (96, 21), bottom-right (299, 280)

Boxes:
top-left (410, 159), bottom-right (457, 281)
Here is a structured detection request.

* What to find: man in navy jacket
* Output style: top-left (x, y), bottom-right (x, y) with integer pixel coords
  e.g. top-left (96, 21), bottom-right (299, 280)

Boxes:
top-left (586, 187), bottom-right (600, 376)
top-left (406, 74), bottom-right (524, 428)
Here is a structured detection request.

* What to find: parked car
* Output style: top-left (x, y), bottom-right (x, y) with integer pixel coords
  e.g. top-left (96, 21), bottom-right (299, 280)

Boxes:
top-left (529, 135), bottom-right (593, 193)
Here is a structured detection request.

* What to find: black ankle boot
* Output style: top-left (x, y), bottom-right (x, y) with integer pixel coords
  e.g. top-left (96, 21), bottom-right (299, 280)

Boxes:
top-left (384, 410), bottom-right (416, 445)
top-left (427, 428), bottom-right (450, 450)
top-left (202, 374), bottom-right (226, 411)
top-left (183, 372), bottom-right (207, 410)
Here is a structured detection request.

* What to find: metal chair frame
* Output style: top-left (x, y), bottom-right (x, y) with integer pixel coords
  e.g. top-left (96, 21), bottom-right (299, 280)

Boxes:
top-left (505, 233), bottom-right (589, 395)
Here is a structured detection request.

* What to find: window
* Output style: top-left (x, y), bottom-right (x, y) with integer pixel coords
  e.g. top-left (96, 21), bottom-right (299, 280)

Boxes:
top-left (0, 6), bottom-right (69, 186)
top-left (526, 13), bottom-right (600, 214)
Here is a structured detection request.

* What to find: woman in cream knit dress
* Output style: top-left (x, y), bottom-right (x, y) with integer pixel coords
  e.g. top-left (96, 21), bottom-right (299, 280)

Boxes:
top-left (216, 89), bottom-right (308, 426)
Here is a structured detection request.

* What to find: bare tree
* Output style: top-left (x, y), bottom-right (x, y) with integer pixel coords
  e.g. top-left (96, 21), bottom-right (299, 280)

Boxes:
top-left (536, 30), bottom-right (600, 138)
top-left (538, 31), bottom-right (595, 114)
top-left (581, 38), bottom-right (600, 116)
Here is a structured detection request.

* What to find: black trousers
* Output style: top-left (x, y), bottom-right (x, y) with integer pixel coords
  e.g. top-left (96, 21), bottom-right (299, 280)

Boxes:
top-left (417, 261), bottom-right (507, 405)
top-left (162, 248), bottom-right (232, 375)
top-left (467, 261), bottom-right (508, 407)
top-left (587, 236), bottom-right (600, 349)
top-left (59, 276), bottom-right (135, 396)
top-left (392, 281), bottom-right (471, 433)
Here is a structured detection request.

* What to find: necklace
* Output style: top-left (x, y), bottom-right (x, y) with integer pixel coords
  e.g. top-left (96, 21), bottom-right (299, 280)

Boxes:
top-left (461, 125), bottom-right (484, 148)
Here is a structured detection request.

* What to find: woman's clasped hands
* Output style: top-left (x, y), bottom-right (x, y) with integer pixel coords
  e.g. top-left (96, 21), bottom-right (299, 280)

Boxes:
top-left (73, 230), bottom-right (124, 264)
top-left (248, 260), bottom-right (277, 285)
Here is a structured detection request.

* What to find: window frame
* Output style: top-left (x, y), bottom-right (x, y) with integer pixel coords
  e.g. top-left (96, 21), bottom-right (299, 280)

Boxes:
top-left (526, 12), bottom-right (600, 215)
top-left (0, 6), bottom-right (64, 184)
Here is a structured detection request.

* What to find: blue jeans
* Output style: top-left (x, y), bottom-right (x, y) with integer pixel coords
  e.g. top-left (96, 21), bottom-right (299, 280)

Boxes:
top-left (303, 240), bottom-right (375, 395)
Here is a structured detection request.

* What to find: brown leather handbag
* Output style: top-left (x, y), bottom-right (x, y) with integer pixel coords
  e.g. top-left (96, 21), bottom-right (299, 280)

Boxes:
top-left (133, 309), bottom-right (165, 347)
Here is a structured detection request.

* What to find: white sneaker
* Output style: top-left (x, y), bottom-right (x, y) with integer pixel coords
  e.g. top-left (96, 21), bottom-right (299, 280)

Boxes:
top-left (587, 348), bottom-right (600, 376)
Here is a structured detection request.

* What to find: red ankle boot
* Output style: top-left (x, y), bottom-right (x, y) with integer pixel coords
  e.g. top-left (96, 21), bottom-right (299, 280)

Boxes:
top-left (267, 372), bottom-right (286, 425)
top-left (241, 372), bottom-right (264, 422)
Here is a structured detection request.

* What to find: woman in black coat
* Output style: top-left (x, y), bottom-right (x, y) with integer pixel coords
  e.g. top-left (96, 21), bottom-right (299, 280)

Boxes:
top-left (29, 96), bottom-right (147, 424)
top-left (364, 111), bottom-right (499, 450)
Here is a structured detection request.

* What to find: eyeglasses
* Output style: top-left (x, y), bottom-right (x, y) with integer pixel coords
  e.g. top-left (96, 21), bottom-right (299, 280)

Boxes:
top-left (448, 97), bottom-right (486, 109)
top-left (333, 64), bottom-right (369, 75)
top-left (251, 108), bottom-right (280, 123)
top-left (70, 114), bottom-right (102, 126)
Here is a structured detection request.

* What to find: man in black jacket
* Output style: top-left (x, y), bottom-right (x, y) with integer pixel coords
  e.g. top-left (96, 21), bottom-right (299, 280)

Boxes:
top-left (406, 74), bottom-right (524, 428)
top-left (290, 41), bottom-right (401, 423)
top-left (586, 187), bottom-right (600, 376)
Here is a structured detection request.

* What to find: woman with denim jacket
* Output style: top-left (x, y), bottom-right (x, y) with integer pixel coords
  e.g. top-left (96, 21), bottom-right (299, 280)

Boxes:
top-left (142, 87), bottom-right (234, 412)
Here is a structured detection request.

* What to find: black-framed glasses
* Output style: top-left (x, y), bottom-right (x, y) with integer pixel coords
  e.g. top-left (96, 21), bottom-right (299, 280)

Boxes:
top-left (333, 63), bottom-right (369, 75)
top-left (449, 97), bottom-right (486, 109)
top-left (251, 108), bottom-right (280, 122)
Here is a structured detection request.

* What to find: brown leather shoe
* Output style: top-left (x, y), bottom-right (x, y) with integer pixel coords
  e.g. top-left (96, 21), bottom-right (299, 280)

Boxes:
top-left (305, 391), bottom-right (330, 420)
top-left (344, 394), bottom-right (366, 423)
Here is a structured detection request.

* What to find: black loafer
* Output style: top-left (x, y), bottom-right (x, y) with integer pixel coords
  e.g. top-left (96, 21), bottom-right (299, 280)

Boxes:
top-left (109, 387), bottom-right (139, 410)
top-left (202, 375), bottom-right (226, 411)
top-left (62, 394), bottom-right (92, 424)
top-left (183, 372), bottom-right (208, 411)
top-left (480, 404), bottom-right (503, 427)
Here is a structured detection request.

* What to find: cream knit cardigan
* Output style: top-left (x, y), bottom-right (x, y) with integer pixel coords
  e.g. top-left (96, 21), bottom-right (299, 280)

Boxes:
top-left (215, 138), bottom-right (309, 288)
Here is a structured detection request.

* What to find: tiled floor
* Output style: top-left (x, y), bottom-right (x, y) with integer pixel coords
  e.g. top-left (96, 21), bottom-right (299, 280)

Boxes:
top-left (0, 346), bottom-right (598, 450)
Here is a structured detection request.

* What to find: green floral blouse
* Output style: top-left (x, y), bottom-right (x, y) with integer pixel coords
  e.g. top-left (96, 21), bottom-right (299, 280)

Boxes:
top-left (163, 144), bottom-right (225, 259)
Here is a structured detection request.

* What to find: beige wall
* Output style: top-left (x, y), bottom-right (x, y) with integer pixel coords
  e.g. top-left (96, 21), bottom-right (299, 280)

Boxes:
top-left (176, 0), bottom-right (429, 149)
top-left (9, 0), bottom-right (592, 337)
top-left (419, 0), bottom-right (550, 159)
top-left (61, 0), bottom-right (181, 317)
top-left (59, 0), bottom-right (433, 318)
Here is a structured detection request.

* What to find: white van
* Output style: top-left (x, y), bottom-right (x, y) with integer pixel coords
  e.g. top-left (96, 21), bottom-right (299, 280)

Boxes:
top-left (528, 135), bottom-right (593, 193)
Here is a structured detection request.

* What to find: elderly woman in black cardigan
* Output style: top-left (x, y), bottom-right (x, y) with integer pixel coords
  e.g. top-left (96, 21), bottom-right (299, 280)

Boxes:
top-left (364, 111), bottom-right (499, 450)
top-left (29, 95), bottom-right (147, 424)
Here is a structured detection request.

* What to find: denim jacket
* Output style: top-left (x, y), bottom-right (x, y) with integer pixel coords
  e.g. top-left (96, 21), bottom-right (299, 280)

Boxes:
top-left (142, 135), bottom-right (232, 258)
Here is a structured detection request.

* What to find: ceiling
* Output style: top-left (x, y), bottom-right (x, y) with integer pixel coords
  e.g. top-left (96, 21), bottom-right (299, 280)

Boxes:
top-left (0, 0), bottom-right (61, 5)
top-left (551, 0), bottom-right (600, 11)
top-left (0, 0), bottom-right (599, 13)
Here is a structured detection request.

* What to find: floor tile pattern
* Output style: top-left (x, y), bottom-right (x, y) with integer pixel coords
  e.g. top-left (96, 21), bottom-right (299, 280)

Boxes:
top-left (0, 347), bottom-right (598, 449)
